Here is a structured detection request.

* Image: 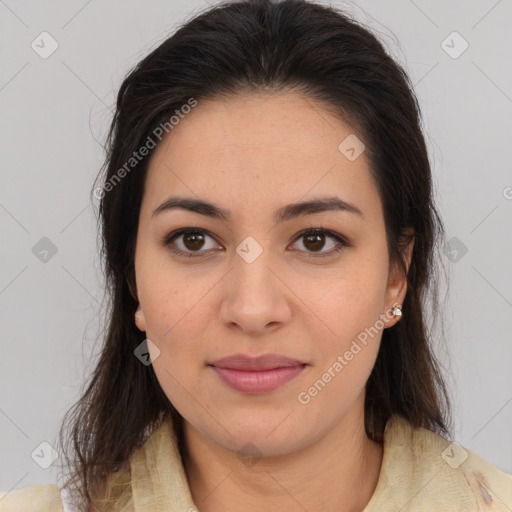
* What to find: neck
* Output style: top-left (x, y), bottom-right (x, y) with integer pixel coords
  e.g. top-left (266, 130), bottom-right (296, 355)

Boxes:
top-left (181, 399), bottom-right (383, 512)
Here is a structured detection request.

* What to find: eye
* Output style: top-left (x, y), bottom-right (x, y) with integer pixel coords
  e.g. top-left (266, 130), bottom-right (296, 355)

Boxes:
top-left (289, 228), bottom-right (348, 258)
top-left (161, 227), bottom-right (349, 259)
top-left (161, 228), bottom-right (223, 258)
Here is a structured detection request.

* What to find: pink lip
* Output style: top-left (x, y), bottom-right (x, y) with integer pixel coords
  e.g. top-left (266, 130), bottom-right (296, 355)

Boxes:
top-left (208, 354), bottom-right (307, 394)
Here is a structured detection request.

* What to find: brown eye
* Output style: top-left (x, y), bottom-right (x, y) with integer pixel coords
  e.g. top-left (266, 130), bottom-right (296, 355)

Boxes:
top-left (162, 227), bottom-right (348, 260)
top-left (303, 233), bottom-right (326, 252)
top-left (163, 229), bottom-right (222, 258)
top-left (182, 231), bottom-right (206, 251)
top-left (291, 228), bottom-right (348, 258)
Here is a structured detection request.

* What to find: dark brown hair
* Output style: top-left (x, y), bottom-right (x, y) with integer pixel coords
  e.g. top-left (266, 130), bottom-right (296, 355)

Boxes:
top-left (57, 0), bottom-right (452, 509)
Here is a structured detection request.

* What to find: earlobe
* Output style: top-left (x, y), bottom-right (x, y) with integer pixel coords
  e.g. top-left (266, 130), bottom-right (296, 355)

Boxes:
top-left (134, 305), bottom-right (146, 332)
top-left (385, 229), bottom-right (414, 324)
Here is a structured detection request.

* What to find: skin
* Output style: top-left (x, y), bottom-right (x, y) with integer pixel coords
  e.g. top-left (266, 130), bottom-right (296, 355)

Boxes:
top-left (134, 89), bottom-right (414, 512)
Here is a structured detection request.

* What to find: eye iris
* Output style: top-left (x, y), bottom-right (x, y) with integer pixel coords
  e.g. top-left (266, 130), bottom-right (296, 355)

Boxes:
top-left (304, 233), bottom-right (325, 252)
top-left (183, 232), bottom-right (205, 251)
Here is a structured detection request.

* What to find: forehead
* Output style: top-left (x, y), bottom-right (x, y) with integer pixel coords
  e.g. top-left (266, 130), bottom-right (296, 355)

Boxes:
top-left (143, 90), bottom-right (381, 223)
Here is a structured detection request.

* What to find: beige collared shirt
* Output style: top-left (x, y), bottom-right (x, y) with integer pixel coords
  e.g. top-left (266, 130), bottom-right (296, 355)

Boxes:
top-left (1, 414), bottom-right (511, 511)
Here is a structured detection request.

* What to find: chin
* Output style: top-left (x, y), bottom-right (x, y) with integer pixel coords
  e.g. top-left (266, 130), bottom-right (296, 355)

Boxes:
top-left (208, 415), bottom-right (308, 458)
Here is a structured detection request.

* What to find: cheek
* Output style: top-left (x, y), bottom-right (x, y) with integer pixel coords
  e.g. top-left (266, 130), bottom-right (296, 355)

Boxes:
top-left (137, 258), bottom-right (213, 340)
top-left (137, 265), bottom-right (219, 401)
top-left (291, 261), bottom-right (389, 394)
top-left (293, 260), bottom-right (388, 338)
top-left (297, 275), bottom-right (385, 410)
top-left (146, 295), bottom-right (207, 413)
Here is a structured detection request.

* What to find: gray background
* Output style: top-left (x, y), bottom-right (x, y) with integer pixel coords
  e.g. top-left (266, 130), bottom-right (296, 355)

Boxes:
top-left (1, 0), bottom-right (511, 493)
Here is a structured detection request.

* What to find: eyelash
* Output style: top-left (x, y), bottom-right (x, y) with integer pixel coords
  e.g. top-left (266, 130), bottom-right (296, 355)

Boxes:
top-left (160, 227), bottom-right (349, 259)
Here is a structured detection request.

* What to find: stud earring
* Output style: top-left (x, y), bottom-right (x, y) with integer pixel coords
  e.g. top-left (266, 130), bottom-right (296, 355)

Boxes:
top-left (392, 304), bottom-right (402, 318)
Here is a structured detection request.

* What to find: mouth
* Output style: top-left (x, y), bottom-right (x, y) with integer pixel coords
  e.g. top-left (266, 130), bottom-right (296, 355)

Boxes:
top-left (207, 354), bottom-right (308, 394)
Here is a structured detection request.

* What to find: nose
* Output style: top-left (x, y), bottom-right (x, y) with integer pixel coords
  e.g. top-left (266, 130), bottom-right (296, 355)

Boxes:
top-left (219, 248), bottom-right (293, 336)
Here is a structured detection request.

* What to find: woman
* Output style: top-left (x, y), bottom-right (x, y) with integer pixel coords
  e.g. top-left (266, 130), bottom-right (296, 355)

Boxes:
top-left (2, 0), bottom-right (511, 510)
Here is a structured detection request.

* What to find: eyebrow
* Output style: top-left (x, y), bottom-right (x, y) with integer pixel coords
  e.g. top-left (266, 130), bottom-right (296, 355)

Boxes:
top-left (151, 195), bottom-right (364, 223)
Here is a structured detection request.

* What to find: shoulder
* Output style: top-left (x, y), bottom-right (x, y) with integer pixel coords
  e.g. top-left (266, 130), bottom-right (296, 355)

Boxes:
top-left (0, 484), bottom-right (63, 512)
top-left (366, 415), bottom-right (512, 511)
top-left (411, 419), bottom-right (512, 509)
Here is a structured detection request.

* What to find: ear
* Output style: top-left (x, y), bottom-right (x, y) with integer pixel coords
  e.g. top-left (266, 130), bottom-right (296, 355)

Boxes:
top-left (135, 304), bottom-right (147, 332)
top-left (384, 228), bottom-right (414, 326)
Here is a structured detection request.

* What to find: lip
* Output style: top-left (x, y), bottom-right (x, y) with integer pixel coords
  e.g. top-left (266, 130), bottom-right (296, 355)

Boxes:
top-left (208, 354), bottom-right (307, 394)
top-left (210, 354), bottom-right (305, 371)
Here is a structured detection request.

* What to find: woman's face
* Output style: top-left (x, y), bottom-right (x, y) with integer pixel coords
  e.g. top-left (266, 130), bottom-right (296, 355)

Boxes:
top-left (134, 90), bottom-right (412, 456)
